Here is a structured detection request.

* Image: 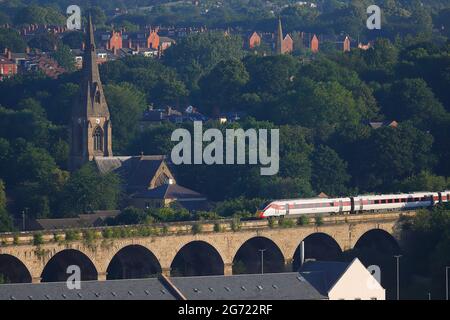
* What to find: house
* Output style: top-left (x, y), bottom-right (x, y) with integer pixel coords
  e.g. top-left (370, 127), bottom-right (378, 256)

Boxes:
top-left (275, 18), bottom-right (294, 54)
top-left (368, 120), bottom-right (399, 129)
top-left (310, 34), bottom-right (319, 53)
top-left (0, 50), bottom-right (17, 80)
top-left (343, 36), bottom-right (351, 52)
top-left (248, 31), bottom-right (261, 49)
top-left (299, 258), bottom-right (385, 300)
top-left (159, 36), bottom-right (175, 52)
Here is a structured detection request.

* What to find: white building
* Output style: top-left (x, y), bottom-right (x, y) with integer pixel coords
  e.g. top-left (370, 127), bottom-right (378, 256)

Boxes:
top-left (300, 258), bottom-right (385, 300)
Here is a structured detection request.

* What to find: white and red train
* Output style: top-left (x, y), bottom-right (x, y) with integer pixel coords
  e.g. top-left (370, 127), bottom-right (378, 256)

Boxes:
top-left (257, 191), bottom-right (450, 218)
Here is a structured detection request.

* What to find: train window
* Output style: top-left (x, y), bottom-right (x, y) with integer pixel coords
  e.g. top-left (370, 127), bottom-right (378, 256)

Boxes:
top-left (394, 199), bottom-right (399, 203)
top-left (414, 197), bottom-right (420, 202)
top-left (374, 200), bottom-right (380, 204)
top-left (407, 198), bottom-right (413, 202)
top-left (381, 199), bottom-right (387, 204)
top-left (388, 199), bottom-right (393, 203)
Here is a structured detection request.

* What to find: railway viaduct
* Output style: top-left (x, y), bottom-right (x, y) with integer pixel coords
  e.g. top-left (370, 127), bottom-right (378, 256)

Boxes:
top-left (0, 212), bottom-right (413, 284)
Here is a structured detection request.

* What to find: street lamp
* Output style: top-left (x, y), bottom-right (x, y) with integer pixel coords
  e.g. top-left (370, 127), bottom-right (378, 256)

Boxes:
top-left (446, 266), bottom-right (449, 301)
top-left (259, 249), bottom-right (266, 274)
top-left (394, 255), bottom-right (402, 300)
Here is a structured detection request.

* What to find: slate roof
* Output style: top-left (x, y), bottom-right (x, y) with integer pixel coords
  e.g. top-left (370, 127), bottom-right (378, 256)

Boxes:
top-left (94, 155), bottom-right (167, 191)
top-left (26, 211), bottom-right (120, 230)
top-left (132, 184), bottom-right (205, 200)
top-left (0, 273), bottom-right (327, 300)
top-left (0, 278), bottom-right (175, 300)
top-left (170, 273), bottom-right (326, 300)
top-left (299, 261), bottom-right (350, 295)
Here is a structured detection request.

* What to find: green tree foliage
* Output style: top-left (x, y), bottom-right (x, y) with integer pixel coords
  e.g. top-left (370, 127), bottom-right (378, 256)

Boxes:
top-left (198, 59), bottom-right (249, 115)
top-left (0, 28), bottom-right (26, 52)
top-left (59, 164), bottom-right (121, 216)
top-left (163, 31), bottom-right (245, 90)
top-left (104, 83), bottom-right (147, 154)
top-left (402, 206), bottom-right (450, 299)
top-left (13, 5), bottom-right (65, 26)
top-left (396, 171), bottom-right (449, 192)
top-left (51, 44), bottom-right (75, 72)
top-left (352, 124), bottom-right (435, 191)
top-left (311, 145), bottom-right (350, 196)
top-left (0, 180), bottom-right (13, 232)
top-left (377, 78), bottom-right (448, 129)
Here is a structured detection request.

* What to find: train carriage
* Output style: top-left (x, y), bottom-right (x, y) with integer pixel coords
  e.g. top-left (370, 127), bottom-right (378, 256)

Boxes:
top-left (353, 192), bottom-right (438, 212)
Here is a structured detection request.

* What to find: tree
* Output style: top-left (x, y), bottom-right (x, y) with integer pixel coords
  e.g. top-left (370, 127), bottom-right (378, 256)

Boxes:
top-left (311, 145), bottom-right (350, 196)
top-left (0, 180), bottom-right (13, 232)
top-left (377, 78), bottom-right (448, 129)
top-left (59, 164), bottom-right (121, 216)
top-left (198, 59), bottom-right (249, 115)
top-left (163, 31), bottom-right (245, 90)
top-left (396, 171), bottom-right (448, 192)
top-left (52, 44), bottom-right (75, 72)
top-left (104, 83), bottom-right (147, 154)
top-left (0, 28), bottom-right (27, 52)
top-left (352, 124), bottom-right (435, 191)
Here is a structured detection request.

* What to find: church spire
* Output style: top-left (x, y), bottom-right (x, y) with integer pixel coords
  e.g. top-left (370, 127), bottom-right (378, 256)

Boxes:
top-left (276, 16), bottom-right (283, 55)
top-left (69, 14), bottom-right (113, 171)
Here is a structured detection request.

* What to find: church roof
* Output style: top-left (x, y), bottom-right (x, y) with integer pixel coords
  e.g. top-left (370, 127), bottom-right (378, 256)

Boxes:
top-left (131, 183), bottom-right (205, 200)
top-left (94, 155), bottom-right (170, 191)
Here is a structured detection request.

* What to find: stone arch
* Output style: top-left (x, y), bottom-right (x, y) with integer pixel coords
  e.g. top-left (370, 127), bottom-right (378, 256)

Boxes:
top-left (41, 249), bottom-right (98, 282)
top-left (354, 229), bottom-right (400, 255)
top-left (170, 240), bottom-right (224, 277)
top-left (93, 126), bottom-right (103, 151)
top-left (292, 232), bottom-right (342, 271)
top-left (232, 236), bottom-right (285, 275)
top-left (106, 245), bottom-right (161, 280)
top-left (0, 254), bottom-right (32, 283)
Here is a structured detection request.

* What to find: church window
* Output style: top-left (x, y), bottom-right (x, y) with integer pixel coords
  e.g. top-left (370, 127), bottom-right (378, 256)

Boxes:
top-left (93, 126), bottom-right (103, 151)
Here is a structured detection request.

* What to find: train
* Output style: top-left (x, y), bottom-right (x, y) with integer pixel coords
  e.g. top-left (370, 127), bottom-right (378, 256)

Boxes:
top-left (257, 191), bottom-right (450, 218)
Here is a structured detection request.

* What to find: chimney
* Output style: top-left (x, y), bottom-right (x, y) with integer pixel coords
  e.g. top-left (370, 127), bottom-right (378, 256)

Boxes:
top-left (81, 42), bottom-right (85, 50)
top-left (128, 39), bottom-right (132, 49)
top-left (26, 46), bottom-right (30, 54)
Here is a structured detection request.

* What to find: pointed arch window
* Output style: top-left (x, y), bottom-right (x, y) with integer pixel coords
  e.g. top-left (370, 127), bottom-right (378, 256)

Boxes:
top-left (93, 126), bottom-right (103, 151)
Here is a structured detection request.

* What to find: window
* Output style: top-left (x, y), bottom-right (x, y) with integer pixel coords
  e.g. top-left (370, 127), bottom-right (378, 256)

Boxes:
top-left (93, 126), bottom-right (103, 151)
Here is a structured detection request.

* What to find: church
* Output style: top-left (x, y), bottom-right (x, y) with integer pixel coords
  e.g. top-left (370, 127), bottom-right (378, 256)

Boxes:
top-left (69, 16), bottom-right (207, 211)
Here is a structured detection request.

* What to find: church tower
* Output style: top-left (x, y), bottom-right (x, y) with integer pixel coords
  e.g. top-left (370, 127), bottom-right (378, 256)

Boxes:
top-left (276, 17), bottom-right (283, 55)
top-left (69, 15), bottom-right (113, 171)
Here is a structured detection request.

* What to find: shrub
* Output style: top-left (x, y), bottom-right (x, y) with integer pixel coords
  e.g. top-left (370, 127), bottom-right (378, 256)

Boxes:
top-left (83, 229), bottom-right (98, 242)
top-left (297, 216), bottom-right (309, 226)
top-left (102, 228), bottom-right (114, 239)
top-left (268, 217), bottom-right (276, 228)
top-left (315, 215), bottom-right (324, 226)
top-left (192, 223), bottom-right (202, 234)
top-left (279, 217), bottom-right (295, 228)
top-left (33, 233), bottom-right (43, 245)
top-left (213, 223), bottom-right (222, 232)
top-left (65, 230), bottom-right (81, 241)
top-left (231, 217), bottom-right (241, 231)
